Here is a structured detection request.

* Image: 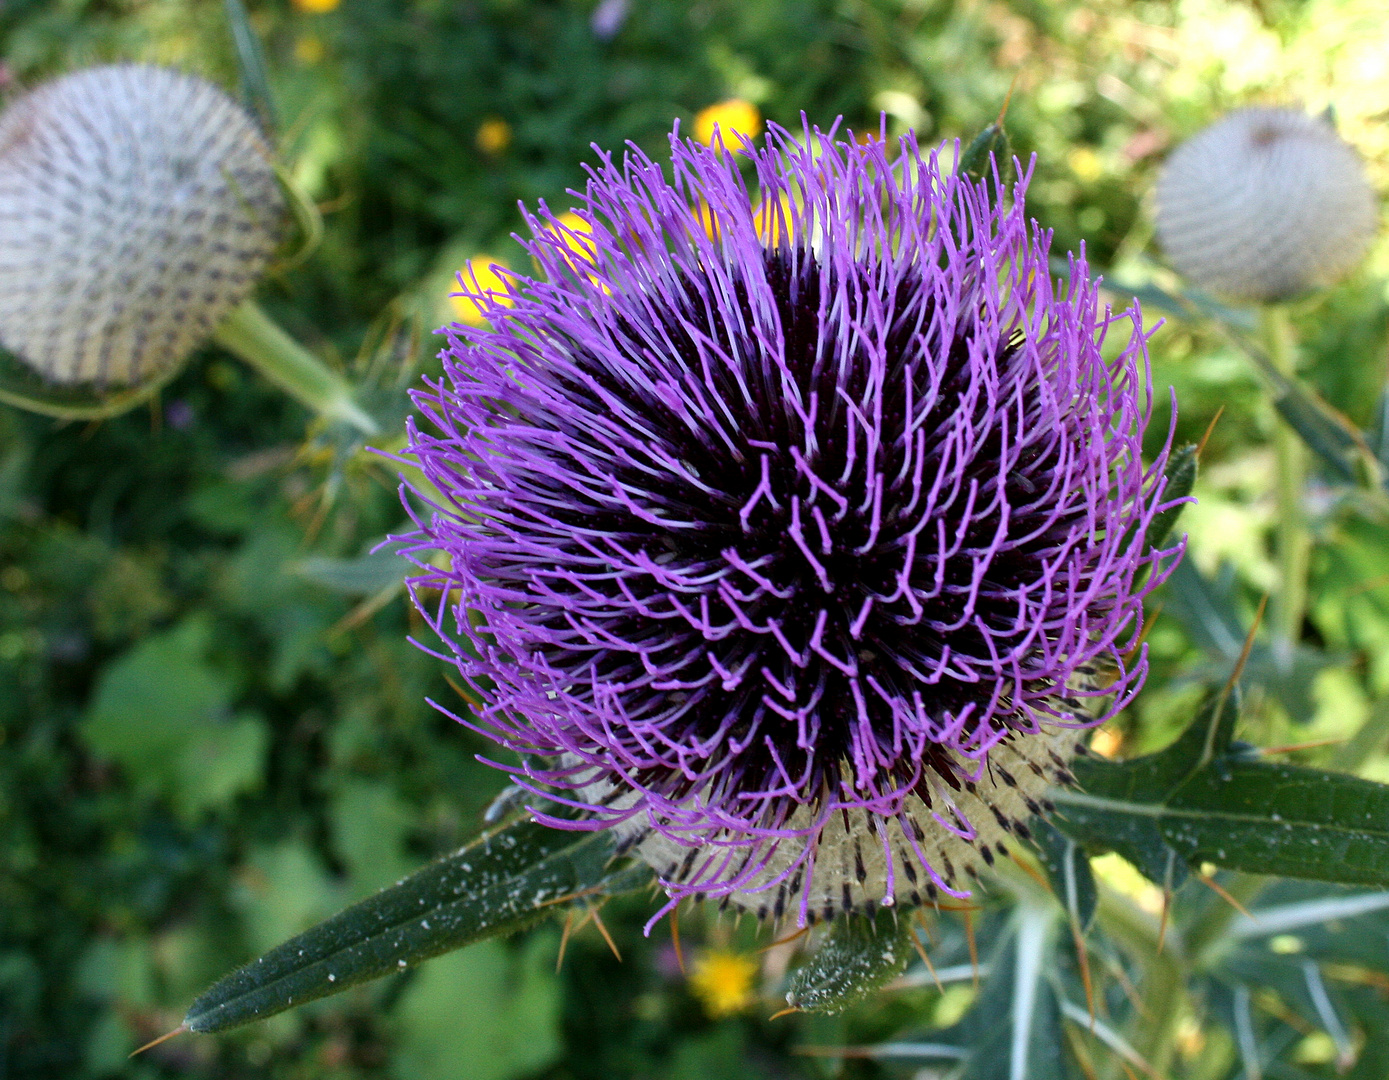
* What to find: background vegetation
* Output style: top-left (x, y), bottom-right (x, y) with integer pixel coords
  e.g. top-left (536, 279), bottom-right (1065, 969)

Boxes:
top-left (2, 0), bottom-right (1388, 1077)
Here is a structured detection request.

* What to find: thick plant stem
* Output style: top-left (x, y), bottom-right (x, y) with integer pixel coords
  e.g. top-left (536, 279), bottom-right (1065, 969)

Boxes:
top-left (213, 299), bottom-right (378, 435)
top-left (1264, 305), bottom-right (1308, 670)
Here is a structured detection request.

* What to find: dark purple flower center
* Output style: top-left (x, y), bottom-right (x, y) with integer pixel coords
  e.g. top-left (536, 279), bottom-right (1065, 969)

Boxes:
top-left (497, 249), bottom-right (1081, 815)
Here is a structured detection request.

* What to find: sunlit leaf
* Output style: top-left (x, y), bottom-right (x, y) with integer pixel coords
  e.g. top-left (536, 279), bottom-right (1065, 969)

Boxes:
top-left (1055, 688), bottom-right (1389, 888)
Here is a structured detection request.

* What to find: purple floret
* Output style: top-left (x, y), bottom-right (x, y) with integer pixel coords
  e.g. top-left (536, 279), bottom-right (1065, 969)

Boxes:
top-left (399, 121), bottom-right (1180, 923)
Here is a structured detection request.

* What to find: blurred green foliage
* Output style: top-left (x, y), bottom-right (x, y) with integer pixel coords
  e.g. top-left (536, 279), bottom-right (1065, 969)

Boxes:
top-left (2, 0), bottom-right (1389, 1078)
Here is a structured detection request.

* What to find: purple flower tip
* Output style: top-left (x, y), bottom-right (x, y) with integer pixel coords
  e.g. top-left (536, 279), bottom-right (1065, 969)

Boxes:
top-left (400, 121), bottom-right (1181, 926)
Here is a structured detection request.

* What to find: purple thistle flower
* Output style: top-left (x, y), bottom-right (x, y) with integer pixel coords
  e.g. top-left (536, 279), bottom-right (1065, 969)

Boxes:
top-left (400, 122), bottom-right (1180, 927)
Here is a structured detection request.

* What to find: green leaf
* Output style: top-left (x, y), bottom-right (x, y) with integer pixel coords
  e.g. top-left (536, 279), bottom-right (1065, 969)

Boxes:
top-left (1073, 266), bottom-right (1380, 488)
top-left (1201, 879), bottom-right (1389, 1078)
top-left (184, 819), bottom-right (651, 1033)
top-left (1054, 687), bottom-right (1389, 888)
top-left (82, 616), bottom-right (267, 820)
top-left (223, 0), bottom-right (277, 137)
top-left (1369, 385), bottom-right (1389, 475)
top-left (959, 122), bottom-right (1011, 186)
top-left (784, 907), bottom-right (916, 1014)
top-left (1145, 442), bottom-right (1196, 553)
top-left (1155, 760), bottom-right (1389, 883)
top-left (1163, 558), bottom-right (1248, 661)
top-left (1054, 687), bottom-right (1236, 886)
top-left (1032, 820), bottom-right (1097, 934)
top-left (1164, 558), bottom-right (1331, 723)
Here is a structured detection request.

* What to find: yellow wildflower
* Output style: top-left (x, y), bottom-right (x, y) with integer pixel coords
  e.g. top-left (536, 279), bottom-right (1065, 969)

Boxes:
top-left (476, 117), bottom-right (512, 156)
top-left (292, 0), bottom-right (340, 12)
top-left (688, 948), bottom-right (759, 1019)
top-left (449, 257), bottom-right (513, 327)
top-left (694, 99), bottom-right (761, 149)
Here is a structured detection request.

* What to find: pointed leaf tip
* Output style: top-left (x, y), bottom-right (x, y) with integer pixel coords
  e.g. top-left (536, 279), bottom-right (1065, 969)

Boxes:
top-left (959, 122), bottom-right (1012, 187)
top-left (1144, 442), bottom-right (1198, 554)
top-left (183, 819), bottom-right (651, 1034)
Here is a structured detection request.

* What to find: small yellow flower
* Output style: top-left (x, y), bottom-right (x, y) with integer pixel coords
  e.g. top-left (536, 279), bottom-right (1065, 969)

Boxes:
top-left (292, 0), bottom-right (340, 12)
top-left (449, 257), bottom-right (513, 326)
top-left (293, 35), bottom-right (325, 65)
top-left (694, 99), bottom-right (761, 149)
top-left (688, 948), bottom-right (759, 1019)
top-left (476, 117), bottom-right (512, 156)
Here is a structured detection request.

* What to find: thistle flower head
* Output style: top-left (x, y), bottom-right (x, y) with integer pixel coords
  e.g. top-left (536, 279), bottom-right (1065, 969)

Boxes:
top-left (1156, 107), bottom-right (1378, 303)
top-left (0, 64), bottom-right (284, 386)
top-left (402, 123), bottom-right (1177, 925)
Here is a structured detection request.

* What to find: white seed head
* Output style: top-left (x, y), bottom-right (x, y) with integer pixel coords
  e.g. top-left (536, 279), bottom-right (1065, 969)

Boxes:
top-left (0, 64), bottom-right (284, 386)
top-left (1156, 107), bottom-right (1378, 303)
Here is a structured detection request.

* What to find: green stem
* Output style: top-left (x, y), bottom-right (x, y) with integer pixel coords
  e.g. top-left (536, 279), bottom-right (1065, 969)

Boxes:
top-left (212, 299), bottom-right (377, 435)
top-left (1263, 305), bottom-right (1308, 670)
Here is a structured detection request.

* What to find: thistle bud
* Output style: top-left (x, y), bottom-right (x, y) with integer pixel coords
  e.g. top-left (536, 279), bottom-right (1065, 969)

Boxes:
top-left (0, 64), bottom-right (284, 387)
top-left (1156, 107), bottom-right (1377, 303)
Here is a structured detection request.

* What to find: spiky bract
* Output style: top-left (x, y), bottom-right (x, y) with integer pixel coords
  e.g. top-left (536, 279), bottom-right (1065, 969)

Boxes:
top-left (401, 123), bottom-right (1177, 925)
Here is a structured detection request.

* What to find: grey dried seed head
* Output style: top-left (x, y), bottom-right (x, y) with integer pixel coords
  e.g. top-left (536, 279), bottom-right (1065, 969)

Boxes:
top-left (1156, 107), bottom-right (1378, 303)
top-left (0, 64), bottom-right (285, 387)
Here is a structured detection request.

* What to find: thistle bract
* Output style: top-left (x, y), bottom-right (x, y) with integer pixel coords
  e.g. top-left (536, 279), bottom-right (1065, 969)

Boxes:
top-left (0, 64), bottom-right (284, 387)
top-left (402, 123), bottom-right (1177, 925)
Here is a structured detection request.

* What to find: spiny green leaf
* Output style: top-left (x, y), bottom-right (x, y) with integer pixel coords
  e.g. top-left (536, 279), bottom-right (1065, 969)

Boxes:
top-left (1052, 687), bottom-right (1234, 886)
top-left (946, 904), bottom-right (1080, 1080)
top-left (1069, 266), bottom-right (1379, 488)
top-left (184, 820), bottom-right (650, 1033)
top-left (785, 908), bottom-right (916, 1014)
top-left (1054, 689), bottom-right (1389, 888)
top-left (1163, 558), bottom-right (1332, 723)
